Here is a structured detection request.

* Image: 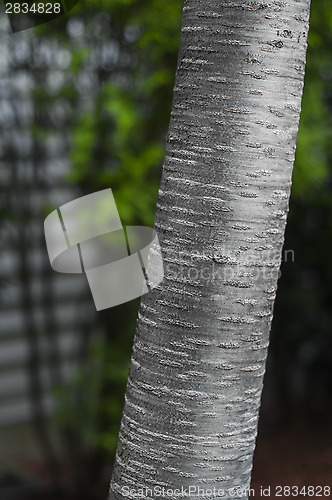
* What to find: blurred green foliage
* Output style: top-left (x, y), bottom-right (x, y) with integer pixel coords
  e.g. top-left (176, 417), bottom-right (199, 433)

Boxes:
top-left (54, 327), bottom-right (133, 453)
top-left (36, 0), bottom-right (183, 226)
top-left (33, 0), bottom-right (184, 469)
top-left (293, 0), bottom-right (332, 195)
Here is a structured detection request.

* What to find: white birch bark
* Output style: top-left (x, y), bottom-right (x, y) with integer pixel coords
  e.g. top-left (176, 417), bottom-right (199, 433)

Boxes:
top-left (110, 1), bottom-right (311, 498)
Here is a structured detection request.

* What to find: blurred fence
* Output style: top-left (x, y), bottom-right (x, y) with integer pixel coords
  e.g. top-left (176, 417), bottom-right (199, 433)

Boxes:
top-left (0, 15), bottom-right (98, 428)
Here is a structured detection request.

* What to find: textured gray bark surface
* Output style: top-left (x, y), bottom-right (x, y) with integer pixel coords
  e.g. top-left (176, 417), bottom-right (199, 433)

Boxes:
top-left (110, 1), bottom-right (311, 499)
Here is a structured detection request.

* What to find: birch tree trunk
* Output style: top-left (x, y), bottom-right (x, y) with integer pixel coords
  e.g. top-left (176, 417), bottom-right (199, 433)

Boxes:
top-left (110, 0), bottom-right (311, 498)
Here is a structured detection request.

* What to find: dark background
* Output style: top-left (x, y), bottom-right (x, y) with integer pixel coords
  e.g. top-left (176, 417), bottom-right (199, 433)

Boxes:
top-left (0, 0), bottom-right (331, 498)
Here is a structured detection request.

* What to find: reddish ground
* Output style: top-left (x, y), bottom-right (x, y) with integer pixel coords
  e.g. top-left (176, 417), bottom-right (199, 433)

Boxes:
top-left (251, 422), bottom-right (332, 498)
